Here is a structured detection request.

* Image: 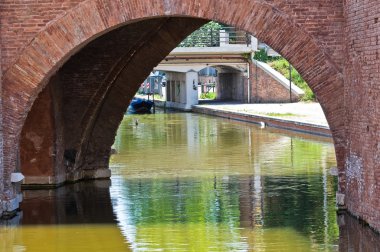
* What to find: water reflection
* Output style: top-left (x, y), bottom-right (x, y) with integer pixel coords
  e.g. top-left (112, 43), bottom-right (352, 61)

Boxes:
top-left (0, 181), bottom-right (131, 252)
top-left (20, 180), bottom-right (115, 225)
top-left (0, 112), bottom-right (379, 251)
top-left (339, 213), bottom-right (380, 251)
top-left (110, 175), bottom-right (338, 251)
top-left (109, 112), bottom-right (375, 251)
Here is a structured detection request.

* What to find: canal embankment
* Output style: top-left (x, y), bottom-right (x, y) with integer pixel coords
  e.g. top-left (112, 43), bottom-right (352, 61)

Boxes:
top-left (192, 101), bottom-right (331, 137)
top-left (134, 95), bottom-right (330, 137)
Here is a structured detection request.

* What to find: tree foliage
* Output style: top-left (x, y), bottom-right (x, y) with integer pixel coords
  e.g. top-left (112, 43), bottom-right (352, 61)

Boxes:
top-left (269, 58), bottom-right (315, 101)
top-left (253, 49), bottom-right (270, 62)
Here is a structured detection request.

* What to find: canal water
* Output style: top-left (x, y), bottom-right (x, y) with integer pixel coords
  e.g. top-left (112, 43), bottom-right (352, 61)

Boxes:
top-left (1, 112), bottom-right (379, 251)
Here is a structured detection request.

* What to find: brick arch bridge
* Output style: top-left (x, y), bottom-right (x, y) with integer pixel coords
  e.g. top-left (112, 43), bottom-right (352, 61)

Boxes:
top-left (0, 0), bottom-right (378, 230)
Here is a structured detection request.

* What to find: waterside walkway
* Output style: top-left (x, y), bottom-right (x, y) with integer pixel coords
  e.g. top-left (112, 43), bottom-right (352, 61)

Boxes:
top-left (134, 95), bottom-right (330, 137)
top-left (192, 101), bottom-right (331, 137)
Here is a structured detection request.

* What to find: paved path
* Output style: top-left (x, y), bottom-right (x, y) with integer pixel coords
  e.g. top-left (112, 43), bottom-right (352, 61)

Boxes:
top-left (134, 95), bottom-right (330, 135)
top-left (196, 101), bottom-right (328, 127)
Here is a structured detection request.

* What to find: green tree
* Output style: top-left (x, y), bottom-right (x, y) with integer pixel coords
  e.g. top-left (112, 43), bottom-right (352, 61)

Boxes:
top-left (253, 48), bottom-right (270, 62)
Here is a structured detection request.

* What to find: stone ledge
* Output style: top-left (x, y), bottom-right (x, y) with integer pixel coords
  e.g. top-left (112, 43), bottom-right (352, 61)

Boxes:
top-left (192, 105), bottom-right (331, 137)
top-left (83, 169), bottom-right (111, 180)
top-left (21, 169), bottom-right (112, 189)
top-left (22, 174), bottom-right (66, 186)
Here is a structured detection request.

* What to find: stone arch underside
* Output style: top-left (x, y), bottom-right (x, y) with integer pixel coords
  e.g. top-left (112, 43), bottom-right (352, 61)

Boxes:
top-left (2, 0), bottom-right (346, 221)
top-left (19, 17), bottom-right (207, 185)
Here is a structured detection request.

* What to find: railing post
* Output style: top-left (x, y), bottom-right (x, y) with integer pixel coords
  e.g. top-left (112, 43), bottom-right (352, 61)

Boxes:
top-left (210, 28), bottom-right (213, 47)
top-left (289, 64), bottom-right (292, 103)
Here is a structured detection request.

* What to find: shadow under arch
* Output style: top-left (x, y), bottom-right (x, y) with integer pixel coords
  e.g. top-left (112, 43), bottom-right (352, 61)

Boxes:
top-left (205, 65), bottom-right (248, 101)
top-left (2, 0), bottom-right (345, 204)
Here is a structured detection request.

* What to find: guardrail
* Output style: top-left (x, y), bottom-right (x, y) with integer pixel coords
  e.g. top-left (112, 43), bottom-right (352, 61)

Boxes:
top-left (178, 26), bottom-right (251, 47)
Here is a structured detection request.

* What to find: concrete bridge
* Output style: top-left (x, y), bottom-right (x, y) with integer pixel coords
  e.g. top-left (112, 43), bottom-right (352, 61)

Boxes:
top-left (154, 42), bottom-right (304, 109)
top-left (0, 0), bottom-right (379, 231)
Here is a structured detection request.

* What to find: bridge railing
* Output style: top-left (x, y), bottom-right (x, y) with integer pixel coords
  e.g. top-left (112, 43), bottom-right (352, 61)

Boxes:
top-left (178, 26), bottom-right (253, 48)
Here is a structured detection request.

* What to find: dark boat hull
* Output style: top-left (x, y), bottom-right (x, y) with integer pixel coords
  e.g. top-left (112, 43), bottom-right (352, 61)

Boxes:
top-left (127, 98), bottom-right (154, 114)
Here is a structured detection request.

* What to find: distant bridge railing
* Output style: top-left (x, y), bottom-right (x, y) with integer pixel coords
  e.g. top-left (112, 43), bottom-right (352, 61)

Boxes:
top-left (178, 26), bottom-right (252, 48)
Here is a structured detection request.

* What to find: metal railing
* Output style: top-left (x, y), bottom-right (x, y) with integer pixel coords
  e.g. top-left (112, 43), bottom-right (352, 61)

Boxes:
top-left (179, 26), bottom-right (251, 48)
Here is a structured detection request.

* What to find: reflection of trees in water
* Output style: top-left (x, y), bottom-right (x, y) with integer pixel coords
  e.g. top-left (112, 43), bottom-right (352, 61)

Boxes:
top-left (113, 176), bottom-right (247, 251)
top-left (118, 174), bottom-right (340, 245)
top-left (119, 177), bottom-right (241, 226)
top-left (262, 175), bottom-right (339, 244)
top-left (110, 112), bottom-right (346, 249)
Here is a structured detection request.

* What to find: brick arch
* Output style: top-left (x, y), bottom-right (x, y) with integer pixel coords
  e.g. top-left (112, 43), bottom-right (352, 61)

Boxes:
top-left (2, 0), bottom-right (345, 197)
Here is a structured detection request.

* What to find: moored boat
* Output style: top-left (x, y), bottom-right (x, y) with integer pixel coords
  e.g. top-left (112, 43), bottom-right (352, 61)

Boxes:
top-left (127, 97), bottom-right (154, 114)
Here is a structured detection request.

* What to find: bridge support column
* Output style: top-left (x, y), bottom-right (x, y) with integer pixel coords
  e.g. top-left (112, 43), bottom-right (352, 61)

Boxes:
top-left (164, 70), bottom-right (199, 110)
top-left (0, 45), bottom-right (21, 218)
top-left (20, 82), bottom-right (66, 187)
top-left (341, 0), bottom-right (380, 231)
top-left (185, 70), bottom-right (199, 110)
top-left (0, 31), bottom-right (4, 218)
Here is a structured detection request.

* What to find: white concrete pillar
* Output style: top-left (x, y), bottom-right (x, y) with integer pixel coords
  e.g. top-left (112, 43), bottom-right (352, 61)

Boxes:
top-left (251, 36), bottom-right (258, 51)
top-left (185, 70), bottom-right (199, 110)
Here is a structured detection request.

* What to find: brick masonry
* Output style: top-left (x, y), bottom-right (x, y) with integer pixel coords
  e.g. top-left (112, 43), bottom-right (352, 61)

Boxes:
top-left (20, 85), bottom-right (55, 178)
top-left (343, 0), bottom-right (380, 231)
top-left (19, 17), bottom-right (205, 185)
top-left (0, 0), bottom-right (378, 231)
top-left (250, 62), bottom-right (302, 103)
top-left (215, 62), bottom-right (302, 103)
top-left (0, 22), bottom-right (3, 197)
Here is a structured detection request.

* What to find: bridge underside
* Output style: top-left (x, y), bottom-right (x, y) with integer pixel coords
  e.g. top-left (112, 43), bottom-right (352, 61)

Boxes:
top-left (0, 0), bottom-right (379, 232)
top-left (19, 17), bottom-right (207, 186)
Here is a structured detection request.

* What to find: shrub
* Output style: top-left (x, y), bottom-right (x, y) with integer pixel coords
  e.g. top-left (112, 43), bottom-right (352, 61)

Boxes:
top-left (269, 58), bottom-right (315, 101)
top-left (200, 92), bottom-right (217, 100)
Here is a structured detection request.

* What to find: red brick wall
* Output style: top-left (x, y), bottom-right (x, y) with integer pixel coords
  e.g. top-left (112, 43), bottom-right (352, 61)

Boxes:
top-left (267, 0), bottom-right (345, 69)
top-left (0, 26), bottom-right (3, 194)
top-left (50, 74), bottom-right (66, 184)
top-left (343, 0), bottom-right (380, 231)
top-left (250, 62), bottom-right (301, 103)
top-left (20, 74), bottom-right (66, 185)
top-left (20, 85), bottom-right (55, 178)
top-left (0, 0), bottom-right (82, 71)
top-left (0, 0), bottom-right (345, 73)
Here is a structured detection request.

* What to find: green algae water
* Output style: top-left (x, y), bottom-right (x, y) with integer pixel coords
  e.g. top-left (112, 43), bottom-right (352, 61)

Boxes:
top-left (111, 113), bottom-right (338, 251)
top-left (1, 112), bottom-right (379, 251)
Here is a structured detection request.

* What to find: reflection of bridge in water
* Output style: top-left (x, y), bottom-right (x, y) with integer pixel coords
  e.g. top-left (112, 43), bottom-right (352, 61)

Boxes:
top-left (1, 174), bottom-right (376, 251)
